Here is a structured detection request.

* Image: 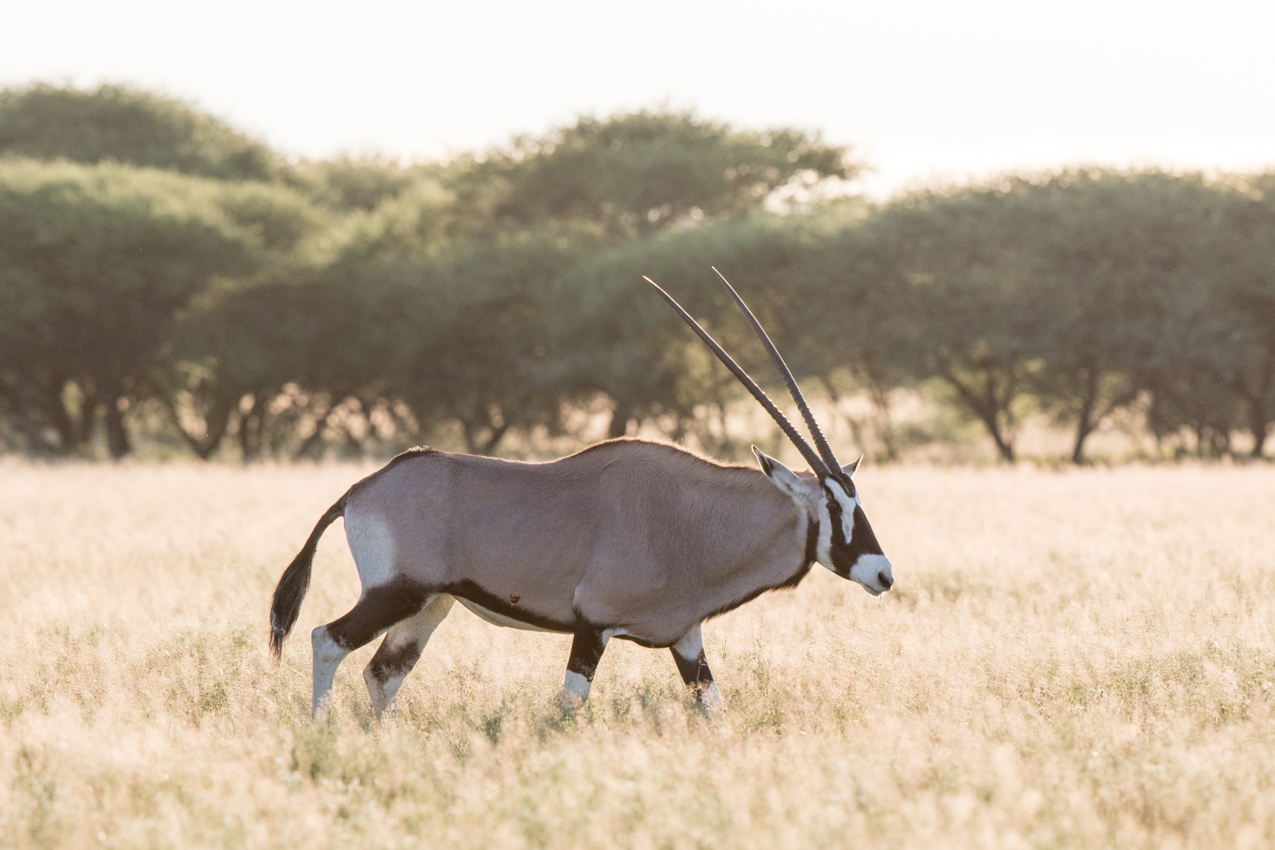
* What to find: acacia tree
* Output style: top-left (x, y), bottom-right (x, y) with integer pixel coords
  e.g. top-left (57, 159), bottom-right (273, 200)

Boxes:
top-left (1014, 172), bottom-right (1217, 463)
top-left (387, 226), bottom-right (607, 455)
top-left (553, 216), bottom-right (819, 451)
top-left (461, 110), bottom-right (858, 238)
top-left (146, 186), bottom-right (333, 461)
top-left (0, 159), bottom-right (280, 457)
top-left (0, 83), bottom-right (283, 182)
top-left (784, 216), bottom-right (931, 462)
top-left (0, 83), bottom-right (344, 460)
top-left (296, 154), bottom-right (449, 213)
top-left (1210, 173), bottom-right (1275, 457)
top-left (158, 186), bottom-right (452, 461)
top-left (850, 187), bottom-right (1049, 462)
top-left (1093, 174), bottom-right (1275, 459)
top-left (856, 171), bottom-right (1275, 463)
top-left (403, 109), bottom-right (862, 452)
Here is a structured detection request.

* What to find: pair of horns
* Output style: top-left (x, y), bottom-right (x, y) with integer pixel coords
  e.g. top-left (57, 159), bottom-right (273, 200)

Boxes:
top-left (644, 268), bottom-right (844, 482)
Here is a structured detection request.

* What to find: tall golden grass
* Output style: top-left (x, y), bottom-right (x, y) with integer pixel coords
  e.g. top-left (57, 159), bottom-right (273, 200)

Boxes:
top-left (1, 460), bottom-right (1273, 848)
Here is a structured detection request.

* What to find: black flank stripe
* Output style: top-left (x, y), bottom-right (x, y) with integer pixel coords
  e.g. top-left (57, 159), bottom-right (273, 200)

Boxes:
top-left (445, 579), bottom-right (575, 633)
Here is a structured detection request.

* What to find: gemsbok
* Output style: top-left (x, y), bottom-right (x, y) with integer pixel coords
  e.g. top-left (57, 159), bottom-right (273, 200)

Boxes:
top-left (270, 269), bottom-right (894, 717)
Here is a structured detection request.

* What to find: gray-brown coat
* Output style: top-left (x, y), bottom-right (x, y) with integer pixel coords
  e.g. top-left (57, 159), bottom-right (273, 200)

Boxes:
top-left (269, 271), bottom-right (894, 716)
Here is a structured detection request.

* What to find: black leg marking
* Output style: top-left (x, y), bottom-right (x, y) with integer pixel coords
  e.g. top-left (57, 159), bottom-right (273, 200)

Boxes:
top-left (671, 648), bottom-right (715, 697)
top-left (566, 624), bottom-right (608, 682)
top-left (366, 639), bottom-right (424, 688)
top-left (325, 577), bottom-right (431, 652)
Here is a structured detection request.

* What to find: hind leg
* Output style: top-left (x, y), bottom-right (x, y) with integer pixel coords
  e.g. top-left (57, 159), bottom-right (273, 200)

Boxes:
top-left (363, 593), bottom-right (455, 717)
top-left (311, 577), bottom-right (430, 718)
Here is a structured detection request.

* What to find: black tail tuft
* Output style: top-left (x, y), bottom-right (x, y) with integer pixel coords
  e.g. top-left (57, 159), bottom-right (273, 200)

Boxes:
top-left (269, 497), bottom-right (346, 661)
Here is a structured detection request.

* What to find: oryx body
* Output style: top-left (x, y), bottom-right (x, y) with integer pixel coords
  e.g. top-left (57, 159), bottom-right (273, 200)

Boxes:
top-left (270, 271), bottom-right (894, 716)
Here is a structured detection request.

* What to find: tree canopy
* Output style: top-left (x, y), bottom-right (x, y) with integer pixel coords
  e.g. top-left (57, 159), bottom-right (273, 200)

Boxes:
top-left (0, 158), bottom-right (298, 456)
top-left (3, 83), bottom-right (1274, 465)
top-left (0, 84), bottom-right (284, 182)
top-left (464, 110), bottom-right (855, 237)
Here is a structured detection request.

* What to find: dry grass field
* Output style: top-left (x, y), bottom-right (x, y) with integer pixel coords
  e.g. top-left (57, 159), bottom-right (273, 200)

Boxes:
top-left (1, 459), bottom-right (1273, 849)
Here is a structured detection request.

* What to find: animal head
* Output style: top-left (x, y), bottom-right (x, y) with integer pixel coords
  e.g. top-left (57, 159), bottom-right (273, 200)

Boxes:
top-left (646, 269), bottom-right (894, 597)
top-left (751, 447), bottom-right (893, 595)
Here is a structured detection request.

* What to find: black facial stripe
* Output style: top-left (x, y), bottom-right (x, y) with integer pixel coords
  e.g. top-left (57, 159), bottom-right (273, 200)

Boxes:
top-left (825, 494), bottom-right (847, 546)
top-left (851, 505), bottom-right (884, 556)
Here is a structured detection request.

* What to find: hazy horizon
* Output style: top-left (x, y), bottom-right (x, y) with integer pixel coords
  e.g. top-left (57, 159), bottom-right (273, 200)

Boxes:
top-left (4, 0), bottom-right (1273, 198)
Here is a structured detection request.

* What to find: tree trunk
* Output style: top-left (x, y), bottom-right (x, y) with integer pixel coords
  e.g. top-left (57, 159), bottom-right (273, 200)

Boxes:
top-left (75, 384), bottom-right (99, 449)
top-left (1252, 422), bottom-right (1271, 459)
top-left (158, 391), bottom-right (232, 460)
top-left (1070, 366), bottom-right (1100, 465)
top-left (868, 383), bottom-right (899, 463)
top-left (480, 423), bottom-right (509, 455)
top-left (460, 418), bottom-right (509, 456)
top-left (988, 425), bottom-right (1016, 463)
top-left (1243, 357), bottom-right (1274, 459)
top-left (607, 400), bottom-right (634, 440)
top-left (938, 365), bottom-right (1016, 463)
top-left (238, 394), bottom-right (261, 463)
top-left (104, 397), bottom-right (131, 459)
top-left (48, 379), bottom-right (77, 454)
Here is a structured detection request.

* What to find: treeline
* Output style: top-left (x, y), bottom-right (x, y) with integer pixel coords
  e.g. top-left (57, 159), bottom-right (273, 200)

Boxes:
top-left (1, 84), bottom-right (1273, 463)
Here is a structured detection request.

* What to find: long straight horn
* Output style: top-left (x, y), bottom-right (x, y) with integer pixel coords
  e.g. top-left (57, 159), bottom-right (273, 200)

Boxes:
top-left (644, 276), bottom-right (833, 479)
top-left (711, 267), bottom-right (842, 473)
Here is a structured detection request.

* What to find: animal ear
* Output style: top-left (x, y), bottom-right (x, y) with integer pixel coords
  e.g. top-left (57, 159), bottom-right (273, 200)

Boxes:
top-left (752, 446), bottom-right (805, 498)
top-left (843, 456), bottom-right (863, 478)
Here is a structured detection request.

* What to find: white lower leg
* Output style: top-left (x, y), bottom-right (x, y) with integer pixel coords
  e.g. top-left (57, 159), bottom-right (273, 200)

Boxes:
top-left (363, 661), bottom-right (413, 717)
top-left (311, 625), bottom-right (349, 718)
top-left (561, 670), bottom-right (592, 708)
top-left (699, 681), bottom-right (724, 713)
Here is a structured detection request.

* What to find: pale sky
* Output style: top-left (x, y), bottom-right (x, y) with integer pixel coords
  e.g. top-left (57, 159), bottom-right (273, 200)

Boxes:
top-left (2, 0), bottom-right (1272, 198)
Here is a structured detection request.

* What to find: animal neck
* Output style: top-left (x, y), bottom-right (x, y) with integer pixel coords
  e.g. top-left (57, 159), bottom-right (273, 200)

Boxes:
top-left (695, 489), bottom-right (816, 621)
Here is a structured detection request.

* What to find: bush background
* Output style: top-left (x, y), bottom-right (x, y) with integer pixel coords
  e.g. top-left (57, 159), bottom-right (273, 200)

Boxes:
top-left (4, 84), bottom-right (1274, 465)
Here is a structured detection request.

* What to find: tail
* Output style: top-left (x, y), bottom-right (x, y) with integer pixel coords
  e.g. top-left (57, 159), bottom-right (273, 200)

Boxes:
top-left (270, 495), bottom-right (347, 661)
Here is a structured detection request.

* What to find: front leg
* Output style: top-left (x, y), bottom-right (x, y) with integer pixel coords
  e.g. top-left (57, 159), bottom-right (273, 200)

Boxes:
top-left (671, 624), bottom-right (723, 711)
top-left (561, 622), bottom-right (609, 708)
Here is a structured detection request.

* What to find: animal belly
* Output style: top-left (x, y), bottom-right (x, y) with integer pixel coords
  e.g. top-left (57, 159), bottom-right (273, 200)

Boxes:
top-left (456, 598), bottom-right (562, 632)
